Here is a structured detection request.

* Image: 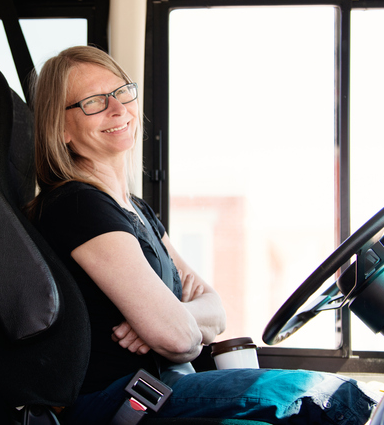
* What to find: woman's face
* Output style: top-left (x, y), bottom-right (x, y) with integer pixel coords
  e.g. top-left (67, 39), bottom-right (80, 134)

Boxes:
top-left (64, 63), bottom-right (138, 164)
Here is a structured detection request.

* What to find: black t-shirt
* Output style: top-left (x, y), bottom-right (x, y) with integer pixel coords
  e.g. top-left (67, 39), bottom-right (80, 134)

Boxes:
top-left (35, 181), bottom-right (182, 393)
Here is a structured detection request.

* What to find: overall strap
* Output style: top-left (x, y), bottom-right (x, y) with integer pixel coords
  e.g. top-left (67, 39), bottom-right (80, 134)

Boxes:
top-left (130, 201), bottom-right (174, 292)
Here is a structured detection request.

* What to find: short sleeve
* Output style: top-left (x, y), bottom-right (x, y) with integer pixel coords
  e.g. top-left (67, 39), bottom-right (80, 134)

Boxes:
top-left (38, 183), bottom-right (139, 256)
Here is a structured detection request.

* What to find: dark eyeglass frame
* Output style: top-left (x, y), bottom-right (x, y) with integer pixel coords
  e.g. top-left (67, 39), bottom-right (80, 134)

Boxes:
top-left (65, 83), bottom-right (138, 116)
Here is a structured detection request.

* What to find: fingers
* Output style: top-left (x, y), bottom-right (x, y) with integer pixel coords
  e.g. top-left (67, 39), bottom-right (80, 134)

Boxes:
top-left (190, 283), bottom-right (204, 301)
top-left (111, 321), bottom-right (131, 342)
top-left (126, 339), bottom-right (151, 355)
top-left (180, 272), bottom-right (204, 302)
top-left (111, 321), bottom-right (151, 355)
top-left (181, 271), bottom-right (193, 302)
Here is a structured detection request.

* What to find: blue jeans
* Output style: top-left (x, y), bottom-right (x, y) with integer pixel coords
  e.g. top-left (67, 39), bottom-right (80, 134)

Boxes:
top-left (60, 369), bottom-right (380, 425)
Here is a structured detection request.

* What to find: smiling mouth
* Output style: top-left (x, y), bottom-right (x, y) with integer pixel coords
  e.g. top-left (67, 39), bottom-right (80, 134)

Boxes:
top-left (103, 123), bottom-right (128, 133)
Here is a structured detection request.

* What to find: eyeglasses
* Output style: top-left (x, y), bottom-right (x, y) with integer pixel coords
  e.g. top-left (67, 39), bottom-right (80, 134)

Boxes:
top-left (65, 83), bottom-right (138, 115)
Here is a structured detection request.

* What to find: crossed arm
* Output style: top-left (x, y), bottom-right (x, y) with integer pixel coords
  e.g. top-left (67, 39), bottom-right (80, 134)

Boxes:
top-left (71, 230), bottom-right (226, 363)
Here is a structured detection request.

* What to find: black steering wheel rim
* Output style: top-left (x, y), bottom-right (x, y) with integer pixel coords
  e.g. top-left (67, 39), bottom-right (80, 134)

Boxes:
top-left (262, 207), bottom-right (384, 345)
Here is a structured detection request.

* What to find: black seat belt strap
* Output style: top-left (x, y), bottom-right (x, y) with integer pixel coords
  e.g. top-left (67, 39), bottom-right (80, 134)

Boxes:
top-left (131, 201), bottom-right (174, 292)
top-left (109, 370), bottom-right (172, 425)
top-left (0, 0), bottom-right (35, 106)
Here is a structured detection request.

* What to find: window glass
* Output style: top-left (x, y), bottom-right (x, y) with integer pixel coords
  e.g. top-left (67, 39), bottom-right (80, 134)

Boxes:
top-left (169, 6), bottom-right (336, 348)
top-left (350, 8), bottom-right (384, 351)
top-left (0, 19), bottom-right (87, 99)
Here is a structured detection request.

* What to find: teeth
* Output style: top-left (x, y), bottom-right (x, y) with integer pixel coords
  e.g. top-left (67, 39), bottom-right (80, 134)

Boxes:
top-left (104, 123), bottom-right (127, 133)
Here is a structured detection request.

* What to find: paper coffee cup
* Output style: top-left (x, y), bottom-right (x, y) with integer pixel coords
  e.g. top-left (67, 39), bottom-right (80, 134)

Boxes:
top-left (210, 337), bottom-right (259, 369)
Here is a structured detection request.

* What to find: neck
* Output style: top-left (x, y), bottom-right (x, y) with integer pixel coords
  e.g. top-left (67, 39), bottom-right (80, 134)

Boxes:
top-left (83, 159), bottom-right (131, 205)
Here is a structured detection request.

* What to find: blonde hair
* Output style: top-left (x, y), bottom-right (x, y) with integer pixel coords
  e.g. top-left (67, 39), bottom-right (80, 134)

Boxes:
top-left (28, 45), bottom-right (138, 217)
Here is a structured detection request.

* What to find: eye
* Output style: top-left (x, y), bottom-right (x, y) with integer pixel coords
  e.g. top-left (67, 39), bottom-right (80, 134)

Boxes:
top-left (82, 96), bottom-right (106, 111)
top-left (115, 85), bottom-right (137, 103)
top-left (83, 96), bottom-right (105, 107)
top-left (115, 87), bottom-right (128, 97)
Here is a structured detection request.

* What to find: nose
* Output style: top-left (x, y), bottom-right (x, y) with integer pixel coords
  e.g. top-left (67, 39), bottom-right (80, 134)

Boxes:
top-left (106, 95), bottom-right (126, 115)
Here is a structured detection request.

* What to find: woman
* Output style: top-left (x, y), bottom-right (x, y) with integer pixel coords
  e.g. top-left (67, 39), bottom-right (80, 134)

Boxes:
top-left (27, 45), bottom-right (380, 425)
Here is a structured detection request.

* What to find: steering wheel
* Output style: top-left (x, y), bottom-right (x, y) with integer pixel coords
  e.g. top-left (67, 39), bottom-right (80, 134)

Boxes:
top-left (262, 207), bottom-right (384, 345)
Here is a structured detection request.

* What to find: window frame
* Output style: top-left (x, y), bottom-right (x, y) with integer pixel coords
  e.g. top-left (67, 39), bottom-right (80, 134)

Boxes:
top-left (9, 0), bottom-right (109, 53)
top-left (144, 0), bottom-right (384, 374)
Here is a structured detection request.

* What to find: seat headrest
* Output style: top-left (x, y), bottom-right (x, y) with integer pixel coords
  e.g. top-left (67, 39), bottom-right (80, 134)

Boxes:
top-left (0, 71), bottom-right (35, 209)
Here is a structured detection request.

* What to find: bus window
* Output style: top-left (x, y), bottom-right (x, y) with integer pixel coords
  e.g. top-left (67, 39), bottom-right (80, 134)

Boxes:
top-left (350, 8), bottom-right (384, 352)
top-left (168, 6), bottom-right (337, 349)
top-left (0, 18), bottom-right (87, 99)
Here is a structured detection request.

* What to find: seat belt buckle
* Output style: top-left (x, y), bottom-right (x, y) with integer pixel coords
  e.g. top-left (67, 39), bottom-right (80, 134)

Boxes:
top-left (109, 370), bottom-right (173, 425)
top-left (125, 369), bottom-right (173, 413)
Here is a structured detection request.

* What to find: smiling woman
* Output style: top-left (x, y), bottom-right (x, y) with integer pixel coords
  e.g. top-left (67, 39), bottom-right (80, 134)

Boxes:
top-left (21, 44), bottom-right (381, 425)
top-left (29, 46), bottom-right (139, 198)
top-left (63, 63), bottom-right (138, 166)
top-left (2, 1), bottom-right (384, 422)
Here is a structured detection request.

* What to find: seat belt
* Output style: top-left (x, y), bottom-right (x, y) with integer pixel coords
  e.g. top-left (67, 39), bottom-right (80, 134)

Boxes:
top-left (110, 204), bottom-right (176, 424)
top-left (130, 200), bottom-right (175, 293)
top-left (109, 369), bottom-right (172, 425)
top-left (0, 0), bottom-right (35, 106)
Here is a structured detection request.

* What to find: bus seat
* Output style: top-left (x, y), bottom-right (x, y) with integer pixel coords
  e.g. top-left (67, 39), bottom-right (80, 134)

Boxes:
top-left (0, 71), bottom-right (91, 422)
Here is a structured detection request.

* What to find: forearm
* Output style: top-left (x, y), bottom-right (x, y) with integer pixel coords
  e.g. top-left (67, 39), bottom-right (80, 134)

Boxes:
top-left (145, 308), bottom-right (203, 363)
top-left (111, 298), bottom-right (207, 362)
top-left (123, 301), bottom-right (203, 363)
top-left (111, 304), bottom-right (203, 363)
top-left (183, 292), bottom-right (226, 345)
top-left (161, 233), bottom-right (227, 344)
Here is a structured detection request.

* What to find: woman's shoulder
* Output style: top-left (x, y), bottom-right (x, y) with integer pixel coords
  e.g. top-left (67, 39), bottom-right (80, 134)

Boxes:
top-left (44, 181), bottom-right (111, 208)
top-left (40, 181), bottom-right (129, 227)
top-left (37, 182), bottom-right (140, 252)
top-left (47, 181), bottom-right (99, 199)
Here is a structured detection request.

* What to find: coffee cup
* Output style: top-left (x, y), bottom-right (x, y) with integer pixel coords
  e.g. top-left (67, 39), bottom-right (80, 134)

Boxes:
top-left (210, 337), bottom-right (259, 369)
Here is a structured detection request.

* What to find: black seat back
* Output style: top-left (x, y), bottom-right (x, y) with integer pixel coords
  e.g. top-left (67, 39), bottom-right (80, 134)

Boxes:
top-left (0, 72), bottom-right (91, 410)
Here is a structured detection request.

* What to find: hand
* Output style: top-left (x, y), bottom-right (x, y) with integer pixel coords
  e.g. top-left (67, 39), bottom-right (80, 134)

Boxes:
top-left (111, 321), bottom-right (151, 355)
top-left (179, 270), bottom-right (204, 303)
